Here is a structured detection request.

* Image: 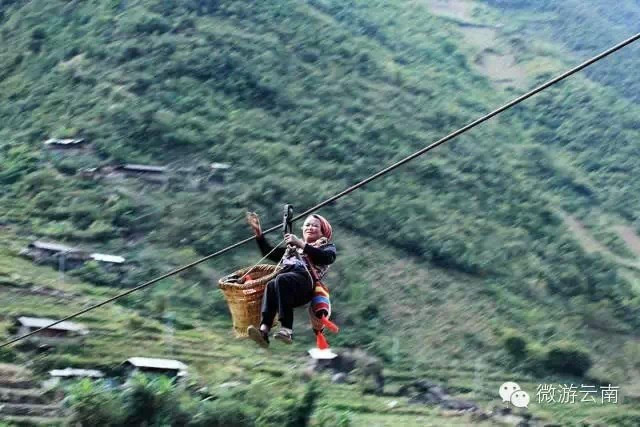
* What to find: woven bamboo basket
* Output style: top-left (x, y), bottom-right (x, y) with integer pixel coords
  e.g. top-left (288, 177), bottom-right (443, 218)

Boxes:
top-left (218, 264), bottom-right (280, 337)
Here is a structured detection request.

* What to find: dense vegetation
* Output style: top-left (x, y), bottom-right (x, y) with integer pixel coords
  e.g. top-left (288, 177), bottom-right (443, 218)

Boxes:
top-left (64, 375), bottom-right (331, 427)
top-left (484, 0), bottom-right (640, 103)
top-left (1, 0), bottom-right (640, 424)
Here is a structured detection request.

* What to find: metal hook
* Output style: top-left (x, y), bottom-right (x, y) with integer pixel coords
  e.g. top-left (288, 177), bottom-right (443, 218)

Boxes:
top-left (283, 204), bottom-right (294, 236)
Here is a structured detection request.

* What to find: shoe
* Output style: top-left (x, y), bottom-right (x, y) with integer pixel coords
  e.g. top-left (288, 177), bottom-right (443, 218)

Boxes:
top-left (247, 325), bottom-right (269, 348)
top-left (274, 328), bottom-right (293, 344)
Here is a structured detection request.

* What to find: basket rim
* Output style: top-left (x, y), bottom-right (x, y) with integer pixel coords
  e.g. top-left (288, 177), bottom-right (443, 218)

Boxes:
top-left (218, 264), bottom-right (281, 290)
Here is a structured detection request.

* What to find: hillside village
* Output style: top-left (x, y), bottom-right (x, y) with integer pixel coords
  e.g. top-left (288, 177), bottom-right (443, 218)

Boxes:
top-left (1, 0), bottom-right (640, 425)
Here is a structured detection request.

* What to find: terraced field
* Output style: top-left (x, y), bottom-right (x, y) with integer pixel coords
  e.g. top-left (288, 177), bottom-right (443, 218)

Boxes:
top-left (2, 255), bottom-right (637, 426)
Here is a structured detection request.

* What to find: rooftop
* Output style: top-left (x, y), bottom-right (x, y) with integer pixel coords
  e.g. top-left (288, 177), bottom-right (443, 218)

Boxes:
top-left (29, 241), bottom-right (82, 253)
top-left (90, 253), bottom-right (126, 264)
top-left (124, 357), bottom-right (188, 371)
top-left (16, 316), bottom-right (88, 333)
top-left (49, 368), bottom-right (104, 378)
top-left (44, 138), bottom-right (85, 146)
top-left (118, 164), bottom-right (167, 173)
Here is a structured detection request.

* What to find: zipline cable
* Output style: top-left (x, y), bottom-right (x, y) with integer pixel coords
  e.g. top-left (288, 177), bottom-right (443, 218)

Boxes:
top-left (290, 32), bottom-right (640, 223)
top-left (2, 31), bottom-right (638, 349)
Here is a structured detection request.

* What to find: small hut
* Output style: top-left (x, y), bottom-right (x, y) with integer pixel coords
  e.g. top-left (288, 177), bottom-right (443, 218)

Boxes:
top-left (14, 316), bottom-right (88, 345)
top-left (43, 138), bottom-right (86, 149)
top-left (46, 368), bottom-right (105, 389)
top-left (208, 162), bottom-right (231, 185)
top-left (21, 241), bottom-right (89, 269)
top-left (26, 241), bottom-right (83, 257)
top-left (49, 368), bottom-right (104, 379)
top-left (115, 164), bottom-right (168, 183)
top-left (90, 253), bottom-right (125, 264)
top-left (123, 357), bottom-right (188, 379)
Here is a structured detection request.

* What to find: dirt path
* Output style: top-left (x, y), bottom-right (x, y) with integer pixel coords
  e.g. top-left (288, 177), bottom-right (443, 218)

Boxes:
top-left (426, 0), bottom-right (475, 21)
top-left (613, 225), bottom-right (640, 258)
top-left (560, 212), bottom-right (640, 271)
top-left (423, 0), bottom-right (528, 89)
top-left (562, 214), bottom-right (607, 254)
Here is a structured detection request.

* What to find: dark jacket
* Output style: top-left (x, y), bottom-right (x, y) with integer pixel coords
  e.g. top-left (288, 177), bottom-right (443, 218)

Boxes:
top-left (256, 235), bottom-right (336, 280)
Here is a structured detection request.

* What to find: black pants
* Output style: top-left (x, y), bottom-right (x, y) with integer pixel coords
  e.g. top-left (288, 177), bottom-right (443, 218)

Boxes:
top-left (261, 266), bottom-right (313, 329)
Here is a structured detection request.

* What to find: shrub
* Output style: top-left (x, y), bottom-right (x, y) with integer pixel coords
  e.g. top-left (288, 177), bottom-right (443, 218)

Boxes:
top-left (54, 160), bottom-right (78, 176)
top-left (256, 381), bottom-right (321, 427)
top-left (188, 399), bottom-right (256, 427)
top-left (0, 346), bottom-right (17, 363)
top-left (65, 379), bottom-right (123, 426)
top-left (603, 414), bottom-right (640, 427)
top-left (121, 374), bottom-right (187, 426)
top-left (70, 261), bottom-right (120, 287)
top-left (313, 405), bottom-right (352, 427)
top-left (503, 330), bottom-right (528, 361)
top-left (125, 314), bottom-right (144, 332)
top-left (543, 341), bottom-right (592, 377)
top-left (623, 341), bottom-right (640, 370)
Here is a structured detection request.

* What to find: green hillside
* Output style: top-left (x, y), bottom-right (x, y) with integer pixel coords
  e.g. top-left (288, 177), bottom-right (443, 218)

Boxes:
top-left (1, 0), bottom-right (640, 425)
top-left (482, 0), bottom-right (640, 103)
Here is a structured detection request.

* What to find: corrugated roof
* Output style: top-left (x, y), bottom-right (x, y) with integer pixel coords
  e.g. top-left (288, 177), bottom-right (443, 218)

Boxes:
top-left (49, 368), bottom-right (104, 378)
top-left (30, 241), bottom-right (81, 253)
top-left (120, 164), bottom-right (167, 173)
top-left (125, 357), bottom-right (187, 371)
top-left (210, 162), bottom-right (231, 170)
top-left (90, 253), bottom-right (125, 264)
top-left (44, 138), bottom-right (85, 145)
top-left (16, 316), bottom-right (88, 333)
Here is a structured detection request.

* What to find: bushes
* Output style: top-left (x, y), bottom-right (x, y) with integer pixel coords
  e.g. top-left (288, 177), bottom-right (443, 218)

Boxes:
top-left (65, 379), bottom-right (123, 426)
top-left (121, 375), bottom-right (188, 426)
top-left (502, 329), bottom-right (528, 361)
top-left (543, 341), bottom-right (592, 377)
top-left (118, 10), bottom-right (171, 35)
top-left (623, 341), bottom-right (640, 371)
top-left (65, 375), bottom-right (186, 426)
top-left (71, 261), bottom-right (121, 287)
top-left (255, 380), bottom-right (321, 427)
top-left (188, 399), bottom-right (255, 427)
top-left (0, 346), bottom-right (17, 363)
top-left (501, 331), bottom-right (592, 377)
top-left (313, 406), bottom-right (352, 427)
top-left (64, 374), bottom-right (324, 427)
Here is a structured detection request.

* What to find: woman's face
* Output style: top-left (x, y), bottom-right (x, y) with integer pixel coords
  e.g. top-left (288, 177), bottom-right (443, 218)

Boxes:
top-left (302, 216), bottom-right (322, 243)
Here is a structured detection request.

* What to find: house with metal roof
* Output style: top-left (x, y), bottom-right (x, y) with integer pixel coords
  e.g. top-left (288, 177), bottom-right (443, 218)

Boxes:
top-left (116, 164), bottom-right (167, 174)
top-left (43, 138), bottom-right (86, 149)
top-left (20, 241), bottom-right (90, 269)
top-left (14, 317), bottom-right (89, 346)
top-left (28, 241), bottom-right (83, 255)
top-left (90, 253), bottom-right (126, 264)
top-left (114, 164), bottom-right (169, 184)
top-left (123, 357), bottom-right (188, 378)
top-left (49, 368), bottom-right (104, 379)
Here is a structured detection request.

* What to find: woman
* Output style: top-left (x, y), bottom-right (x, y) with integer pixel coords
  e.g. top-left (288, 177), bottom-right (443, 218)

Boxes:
top-left (246, 211), bottom-right (336, 347)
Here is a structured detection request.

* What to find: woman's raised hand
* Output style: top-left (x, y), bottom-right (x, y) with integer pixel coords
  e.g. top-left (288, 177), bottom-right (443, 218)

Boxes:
top-left (246, 212), bottom-right (262, 237)
top-left (284, 233), bottom-right (304, 248)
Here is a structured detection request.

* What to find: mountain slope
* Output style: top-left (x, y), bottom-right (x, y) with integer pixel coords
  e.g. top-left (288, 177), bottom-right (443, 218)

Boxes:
top-left (1, 0), bottom-right (640, 424)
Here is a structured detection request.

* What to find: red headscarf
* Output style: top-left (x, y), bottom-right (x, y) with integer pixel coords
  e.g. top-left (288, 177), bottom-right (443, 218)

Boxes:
top-left (311, 214), bottom-right (332, 241)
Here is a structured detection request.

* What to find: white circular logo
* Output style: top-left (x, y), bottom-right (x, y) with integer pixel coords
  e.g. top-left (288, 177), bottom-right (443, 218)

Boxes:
top-left (499, 382), bottom-right (521, 403)
top-left (510, 390), bottom-right (530, 408)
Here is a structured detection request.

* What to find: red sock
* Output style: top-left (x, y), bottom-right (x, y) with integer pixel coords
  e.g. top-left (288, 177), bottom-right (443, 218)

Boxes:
top-left (315, 331), bottom-right (329, 350)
